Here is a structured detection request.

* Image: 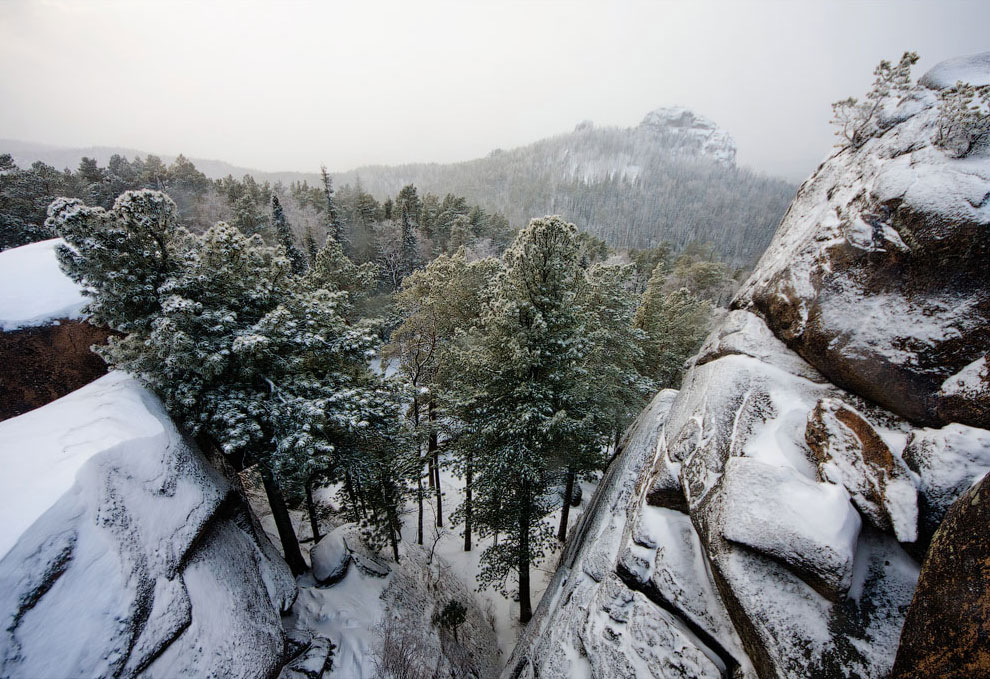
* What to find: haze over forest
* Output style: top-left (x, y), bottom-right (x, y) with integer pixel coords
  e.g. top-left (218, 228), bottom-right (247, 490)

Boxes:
top-left (2, 0), bottom-right (989, 182)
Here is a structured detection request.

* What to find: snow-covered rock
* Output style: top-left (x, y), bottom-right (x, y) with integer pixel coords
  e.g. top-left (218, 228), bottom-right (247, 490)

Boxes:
top-left (503, 390), bottom-right (753, 679)
top-left (0, 372), bottom-right (296, 678)
top-left (0, 238), bottom-right (87, 331)
top-left (639, 106), bottom-right (738, 166)
top-left (806, 398), bottom-right (918, 542)
top-left (310, 529), bottom-right (352, 586)
top-left (734, 52), bottom-right (990, 429)
top-left (891, 473), bottom-right (990, 679)
top-left (902, 423), bottom-right (990, 549)
top-left (0, 237), bottom-right (111, 421)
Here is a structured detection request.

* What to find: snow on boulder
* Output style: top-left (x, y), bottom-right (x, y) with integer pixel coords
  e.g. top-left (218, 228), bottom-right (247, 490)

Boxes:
top-left (919, 51), bottom-right (990, 89)
top-left (902, 423), bottom-right (990, 549)
top-left (0, 372), bottom-right (296, 679)
top-left (734, 53), bottom-right (990, 428)
top-left (0, 237), bottom-right (111, 422)
top-left (0, 238), bottom-right (86, 331)
top-left (937, 354), bottom-right (990, 428)
top-left (310, 528), bottom-right (352, 586)
top-left (806, 398), bottom-right (919, 542)
top-left (639, 312), bottom-right (916, 679)
top-left (891, 473), bottom-right (990, 678)
top-left (714, 457), bottom-right (861, 600)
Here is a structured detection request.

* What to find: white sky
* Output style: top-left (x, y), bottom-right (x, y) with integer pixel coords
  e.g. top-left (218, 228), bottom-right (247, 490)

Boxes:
top-left (1, 0), bottom-right (987, 181)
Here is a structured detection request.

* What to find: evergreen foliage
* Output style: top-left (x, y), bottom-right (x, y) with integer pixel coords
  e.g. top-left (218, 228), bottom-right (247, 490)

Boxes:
top-left (271, 193), bottom-right (307, 274)
top-left (48, 190), bottom-right (413, 570)
top-left (446, 216), bottom-right (622, 622)
top-left (634, 261), bottom-right (712, 391)
top-left (934, 80), bottom-right (990, 158)
top-left (831, 51), bottom-right (919, 149)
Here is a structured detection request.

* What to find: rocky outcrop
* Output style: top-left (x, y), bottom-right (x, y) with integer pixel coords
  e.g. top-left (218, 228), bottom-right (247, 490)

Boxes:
top-left (0, 319), bottom-right (112, 421)
top-left (891, 474), bottom-right (990, 679)
top-left (639, 106), bottom-right (738, 166)
top-left (0, 372), bottom-right (296, 679)
top-left (508, 53), bottom-right (990, 679)
top-left (0, 237), bottom-right (112, 422)
top-left (734, 54), bottom-right (990, 429)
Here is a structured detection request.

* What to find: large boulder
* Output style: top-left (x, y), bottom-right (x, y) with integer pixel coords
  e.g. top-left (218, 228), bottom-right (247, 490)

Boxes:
top-left (734, 53), bottom-right (990, 429)
top-left (891, 473), bottom-right (990, 679)
top-left (0, 320), bottom-right (113, 421)
top-left (310, 529), bottom-right (351, 586)
top-left (0, 373), bottom-right (296, 679)
top-left (0, 238), bottom-right (112, 422)
top-left (902, 422), bottom-right (990, 549)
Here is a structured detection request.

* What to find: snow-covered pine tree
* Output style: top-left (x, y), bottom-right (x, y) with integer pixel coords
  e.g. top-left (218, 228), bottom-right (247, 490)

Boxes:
top-left (634, 261), bottom-right (712, 391)
top-left (271, 193), bottom-right (307, 273)
top-left (49, 190), bottom-right (405, 571)
top-left (320, 166), bottom-right (345, 251)
top-left (387, 250), bottom-right (500, 546)
top-left (450, 216), bottom-right (609, 623)
top-left (831, 51), bottom-right (919, 148)
top-left (554, 262), bottom-right (648, 541)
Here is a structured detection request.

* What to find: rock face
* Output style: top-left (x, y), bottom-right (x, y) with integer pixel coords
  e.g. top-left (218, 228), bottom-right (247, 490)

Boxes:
top-left (734, 53), bottom-right (990, 429)
top-left (0, 237), bottom-right (112, 422)
top-left (891, 474), bottom-right (990, 679)
top-left (639, 106), bottom-right (738, 166)
top-left (507, 53), bottom-right (990, 679)
top-left (0, 320), bottom-right (112, 421)
top-left (0, 372), bottom-right (296, 679)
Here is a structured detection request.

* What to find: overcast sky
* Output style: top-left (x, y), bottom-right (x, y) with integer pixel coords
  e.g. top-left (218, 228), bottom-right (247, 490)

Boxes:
top-left (1, 0), bottom-right (987, 181)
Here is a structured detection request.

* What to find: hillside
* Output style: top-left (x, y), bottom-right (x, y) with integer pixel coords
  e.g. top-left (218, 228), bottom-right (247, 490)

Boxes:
top-left (334, 108), bottom-right (797, 267)
top-left (4, 107), bottom-right (796, 267)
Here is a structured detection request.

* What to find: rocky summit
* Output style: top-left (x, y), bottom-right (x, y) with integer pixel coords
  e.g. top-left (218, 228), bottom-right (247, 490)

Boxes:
top-left (506, 52), bottom-right (990, 679)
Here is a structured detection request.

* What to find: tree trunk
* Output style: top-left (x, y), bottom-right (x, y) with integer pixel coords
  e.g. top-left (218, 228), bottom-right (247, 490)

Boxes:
top-left (557, 466), bottom-right (575, 543)
top-left (386, 501), bottom-right (401, 563)
top-left (260, 468), bottom-right (307, 576)
top-left (353, 474), bottom-right (369, 518)
top-left (305, 476), bottom-right (322, 544)
top-left (518, 485), bottom-right (533, 624)
top-left (417, 469), bottom-right (424, 546)
top-left (429, 399), bottom-right (443, 527)
top-left (464, 449), bottom-right (473, 552)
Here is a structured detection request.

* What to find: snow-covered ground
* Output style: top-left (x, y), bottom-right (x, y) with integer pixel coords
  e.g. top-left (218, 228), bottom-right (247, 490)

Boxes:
top-left (252, 455), bottom-right (600, 677)
top-left (0, 238), bottom-right (86, 330)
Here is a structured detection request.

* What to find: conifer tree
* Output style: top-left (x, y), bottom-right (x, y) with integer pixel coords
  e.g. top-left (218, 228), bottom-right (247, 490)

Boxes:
top-left (271, 194), bottom-right (306, 273)
top-left (388, 250), bottom-right (499, 546)
top-left (321, 165), bottom-right (344, 249)
top-left (450, 216), bottom-right (610, 622)
top-left (49, 189), bottom-right (401, 572)
top-left (634, 262), bottom-right (712, 391)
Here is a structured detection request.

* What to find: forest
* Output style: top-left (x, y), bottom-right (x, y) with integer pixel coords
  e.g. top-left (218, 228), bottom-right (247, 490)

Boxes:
top-left (1, 151), bottom-right (733, 623)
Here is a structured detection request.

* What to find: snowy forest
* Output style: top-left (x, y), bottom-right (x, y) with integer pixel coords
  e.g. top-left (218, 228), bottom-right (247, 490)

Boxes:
top-left (0, 150), bottom-right (729, 629)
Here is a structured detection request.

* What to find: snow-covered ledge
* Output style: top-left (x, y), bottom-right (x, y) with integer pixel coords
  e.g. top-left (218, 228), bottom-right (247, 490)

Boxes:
top-left (0, 372), bottom-right (296, 678)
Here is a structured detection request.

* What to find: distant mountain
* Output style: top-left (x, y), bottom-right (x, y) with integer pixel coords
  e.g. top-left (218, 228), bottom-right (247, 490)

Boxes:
top-left (3, 108), bottom-right (796, 266)
top-left (334, 107), bottom-right (795, 266)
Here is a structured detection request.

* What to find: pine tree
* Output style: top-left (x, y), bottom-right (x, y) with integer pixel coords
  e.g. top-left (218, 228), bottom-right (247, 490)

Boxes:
top-left (272, 194), bottom-right (306, 273)
top-left (450, 216), bottom-right (608, 623)
top-left (49, 189), bottom-right (401, 573)
top-left (387, 250), bottom-right (499, 547)
top-left (634, 261), bottom-right (712, 391)
top-left (831, 51), bottom-right (919, 148)
top-left (321, 166), bottom-right (344, 249)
